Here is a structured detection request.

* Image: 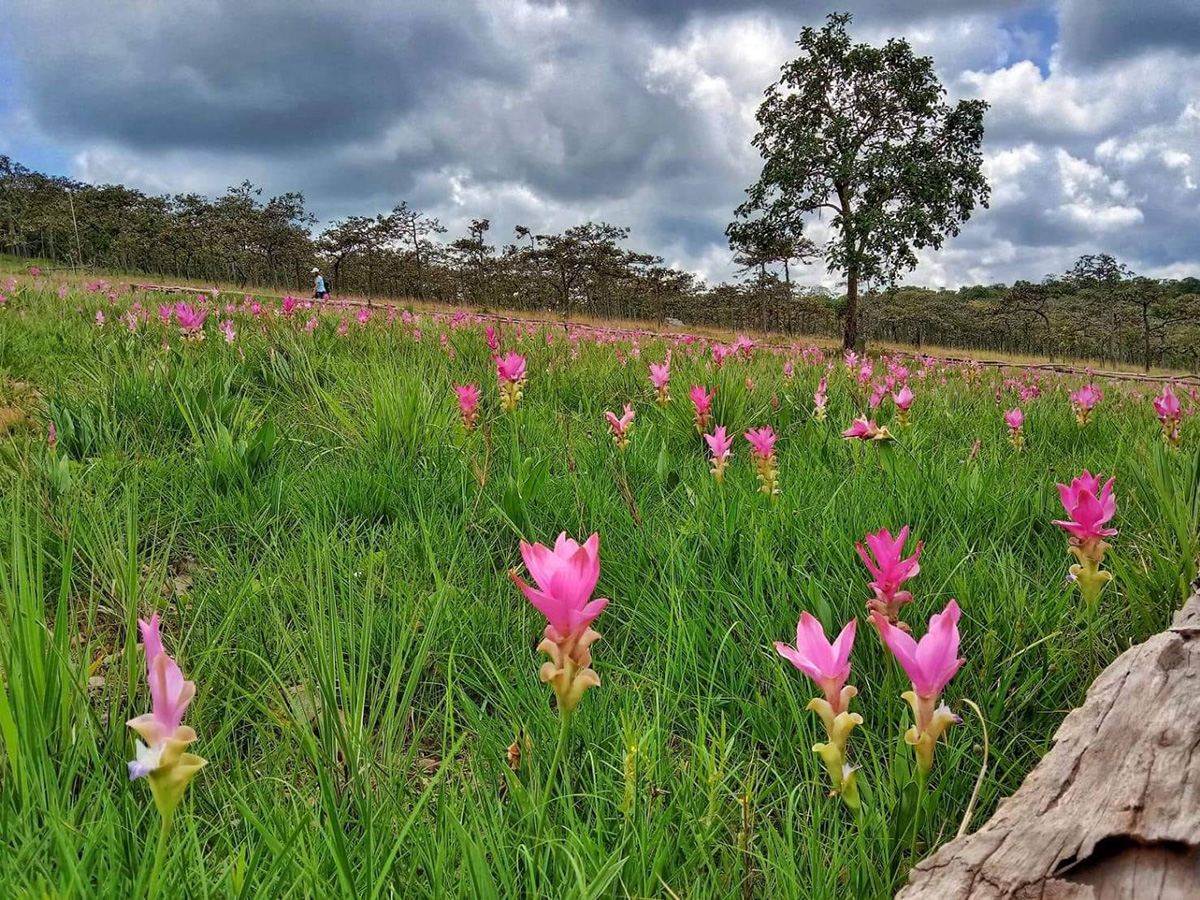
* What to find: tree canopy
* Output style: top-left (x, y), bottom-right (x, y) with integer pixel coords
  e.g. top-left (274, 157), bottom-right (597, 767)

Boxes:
top-left (733, 12), bottom-right (990, 349)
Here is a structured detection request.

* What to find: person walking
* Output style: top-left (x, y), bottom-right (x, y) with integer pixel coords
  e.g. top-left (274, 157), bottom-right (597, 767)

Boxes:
top-left (311, 267), bottom-right (329, 300)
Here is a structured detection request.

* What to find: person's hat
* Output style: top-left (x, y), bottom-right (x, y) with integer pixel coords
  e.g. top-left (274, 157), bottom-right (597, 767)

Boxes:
top-left (311, 267), bottom-right (320, 273)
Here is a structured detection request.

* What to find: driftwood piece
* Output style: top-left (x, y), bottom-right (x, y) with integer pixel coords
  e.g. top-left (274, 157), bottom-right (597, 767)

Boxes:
top-left (897, 582), bottom-right (1200, 900)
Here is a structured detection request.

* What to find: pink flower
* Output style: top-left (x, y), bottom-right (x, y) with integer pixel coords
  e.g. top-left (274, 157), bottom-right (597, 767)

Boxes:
top-left (220, 319), bottom-right (236, 343)
top-left (95, 310), bottom-right (105, 327)
top-left (704, 425), bottom-right (733, 461)
top-left (455, 383), bottom-right (480, 430)
top-left (1154, 384), bottom-right (1183, 445)
top-left (357, 307), bottom-right (371, 325)
top-left (893, 384), bottom-right (914, 411)
top-left (856, 526), bottom-right (922, 623)
top-left (495, 352), bottom-right (527, 384)
top-left (127, 614), bottom-right (198, 780)
top-left (485, 324), bottom-right (499, 351)
top-left (1154, 384), bottom-right (1182, 421)
top-left (29, 265), bottom-right (41, 278)
top-left (813, 377), bottom-right (827, 409)
top-left (649, 362), bottom-right (670, 390)
top-left (282, 295), bottom-right (297, 317)
top-left (1053, 471), bottom-right (1117, 546)
top-left (775, 613), bottom-right (856, 713)
top-left (605, 404), bottom-right (636, 449)
top-left (744, 426), bottom-right (777, 459)
top-left (870, 600), bottom-right (965, 768)
top-left (174, 303), bottom-right (208, 338)
top-left (511, 533), bottom-right (608, 641)
top-left (871, 600), bottom-right (964, 698)
top-left (690, 384), bottom-right (714, 431)
top-left (47, 420), bottom-right (57, 450)
top-left (1004, 408), bottom-right (1024, 431)
top-left (1070, 383), bottom-right (1102, 410)
top-left (1069, 383), bottom-right (1102, 425)
top-left (841, 418), bottom-right (892, 441)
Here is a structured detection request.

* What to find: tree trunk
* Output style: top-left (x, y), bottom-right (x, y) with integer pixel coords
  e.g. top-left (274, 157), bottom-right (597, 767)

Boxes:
top-left (897, 579), bottom-right (1200, 900)
top-left (843, 269), bottom-right (859, 350)
top-left (1143, 304), bottom-right (1152, 373)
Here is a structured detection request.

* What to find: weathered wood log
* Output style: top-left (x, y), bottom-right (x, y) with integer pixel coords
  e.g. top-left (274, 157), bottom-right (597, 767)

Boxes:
top-left (897, 581), bottom-right (1200, 900)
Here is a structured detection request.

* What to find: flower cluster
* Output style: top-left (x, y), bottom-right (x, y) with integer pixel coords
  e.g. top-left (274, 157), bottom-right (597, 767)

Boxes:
top-left (744, 426), bottom-right (780, 496)
top-left (1004, 408), bottom-right (1025, 450)
top-left (496, 352), bottom-right (528, 411)
top-left (690, 385), bottom-right (714, 433)
top-left (704, 425), bottom-right (733, 481)
top-left (649, 362), bottom-right (670, 406)
top-left (856, 527), bottom-right (922, 627)
top-left (1053, 471), bottom-right (1117, 608)
top-left (1153, 385), bottom-right (1182, 447)
top-left (1069, 383), bottom-right (1102, 426)
top-left (128, 614), bottom-right (207, 824)
top-left (455, 383), bottom-right (480, 431)
top-left (605, 404), bottom-right (636, 450)
top-left (511, 533), bottom-right (608, 717)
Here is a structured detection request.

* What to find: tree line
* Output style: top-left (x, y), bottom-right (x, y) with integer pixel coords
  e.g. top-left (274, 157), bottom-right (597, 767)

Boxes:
top-left (3, 154), bottom-right (1199, 370)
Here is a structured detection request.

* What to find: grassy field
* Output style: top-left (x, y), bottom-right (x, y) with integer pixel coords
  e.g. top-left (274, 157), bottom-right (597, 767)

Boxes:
top-left (1, 271), bottom-right (1198, 899)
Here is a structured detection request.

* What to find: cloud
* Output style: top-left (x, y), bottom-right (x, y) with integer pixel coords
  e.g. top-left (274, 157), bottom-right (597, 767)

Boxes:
top-left (5, 0), bottom-right (1200, 287)
top-left (1057, 0), bottom-right (1200, 68)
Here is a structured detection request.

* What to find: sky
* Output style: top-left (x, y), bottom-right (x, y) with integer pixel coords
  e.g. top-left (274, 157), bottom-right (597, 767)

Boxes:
top-left (2, 0), bottom-right (1199, 289)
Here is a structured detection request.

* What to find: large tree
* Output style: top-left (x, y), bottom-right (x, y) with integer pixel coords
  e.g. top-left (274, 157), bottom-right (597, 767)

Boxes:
top-left (733, 12), bottom-right (990, 349)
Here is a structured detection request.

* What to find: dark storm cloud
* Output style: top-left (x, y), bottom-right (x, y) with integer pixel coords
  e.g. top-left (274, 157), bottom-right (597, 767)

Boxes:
top-left (558, 0), bottom-right (1038, 28)
top-left (4, 0), bottom-right (1200, 285)
top-left (1058, 0), bottom-right (1200, 68)
top-left (10, 1), bottom-right (516, 152)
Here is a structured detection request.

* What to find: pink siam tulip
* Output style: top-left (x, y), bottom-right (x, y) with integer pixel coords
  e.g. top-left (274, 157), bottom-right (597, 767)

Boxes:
top-left (1153, 384), bottom-right (1182, 446)
top-left (605, 404), bottom-right (636, 450)
top-left (1053, 471), bottom-right (1117, 607)
top-left (1069, 383), bottom-right (1102, 427)
top-left (454, 383), bottom-right (480, 431)
top-left (486, 324), bottom-right (499, 351)
top-left (856, 526), bottom-right (922, 627)
top-left (510, 533), bottom-right (608, 717)
top-left (690, 385), bottom-right (714, 433)
top-left (127, 614), bottom-right (207, 825)
top-left (776, 613), bottom-right (861, 807)
top-left (841, 418), bottom-right (893, 442)
top-left (174, 303), bottom-right (208, 341)
top-left (495, 352), bottom-right (528, 411)
top-left (704, 425), bottom-right (734, 481)
top-left (220, 319), bottom-right (236, 344)
top-left (281, 295), bottom-right (297, 317)
top-left (871, 600), bottom-right (965, 775)
top-left (813, 376), bottom-right (828, 422)
top-left (649, 362), bottom-right (671, 406)
top-left (1004, 408), bottom-right (1025, 450)
top-left (95, 309), bottom-right (105, 328)
top-left (893, 384), bottom-right (914, 429)
top-left (744, 426), bottom-right (780, 496)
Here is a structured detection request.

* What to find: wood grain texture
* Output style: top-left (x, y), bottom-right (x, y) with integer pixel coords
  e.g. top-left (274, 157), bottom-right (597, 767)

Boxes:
top-left (897, 581), bottom-right (1200, 900)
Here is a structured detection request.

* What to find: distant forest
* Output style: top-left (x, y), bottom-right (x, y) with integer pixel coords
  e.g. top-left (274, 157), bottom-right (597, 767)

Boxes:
top-left (3, 154), bottom-right (1199, 370)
